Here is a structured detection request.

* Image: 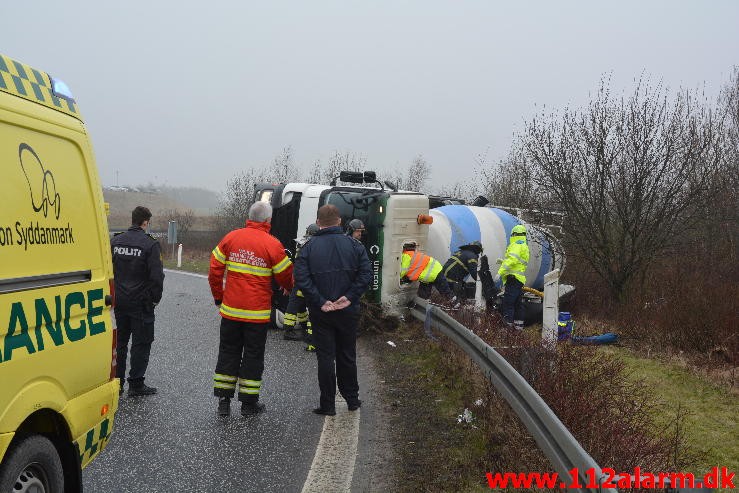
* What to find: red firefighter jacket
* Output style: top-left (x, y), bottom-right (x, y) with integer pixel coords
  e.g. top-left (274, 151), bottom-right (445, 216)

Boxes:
top-left (209, 220), bottom-right (293, 322)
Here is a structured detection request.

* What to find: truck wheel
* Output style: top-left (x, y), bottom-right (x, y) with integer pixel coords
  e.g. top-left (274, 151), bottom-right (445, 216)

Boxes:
top-left (0, 435), bottom-right (64, 493)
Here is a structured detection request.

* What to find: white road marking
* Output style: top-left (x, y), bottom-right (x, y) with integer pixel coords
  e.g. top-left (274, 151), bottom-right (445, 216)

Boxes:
top-left (164, 268), bottom-right (208, 279)
top-left (301, 398), bottom-right (361, 493)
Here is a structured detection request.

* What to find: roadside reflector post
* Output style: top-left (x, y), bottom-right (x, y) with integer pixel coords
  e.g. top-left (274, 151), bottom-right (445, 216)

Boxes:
top-left (177, 244), bottom-right (183, 268)
top-left (542, 269), bottom-right (560, 349)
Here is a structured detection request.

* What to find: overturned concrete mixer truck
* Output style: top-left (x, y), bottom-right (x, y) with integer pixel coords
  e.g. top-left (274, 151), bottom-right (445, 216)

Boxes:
top-left (255, 170), bottom-right (570, 326)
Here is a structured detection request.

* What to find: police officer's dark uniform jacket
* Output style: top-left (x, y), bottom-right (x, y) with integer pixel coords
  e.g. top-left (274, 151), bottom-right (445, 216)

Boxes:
top-left (111, 226), bottom-right (165, 389)
top-left (112, 226), bottom-right (165, 312)
top-left (443, 246), bottom-right (479, 297)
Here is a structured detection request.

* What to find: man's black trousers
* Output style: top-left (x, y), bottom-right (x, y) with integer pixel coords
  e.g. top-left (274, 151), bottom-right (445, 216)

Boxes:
top-left (501, 275), bottom-right (524, 323)
top-left (213, 318), bottom-right (268, 403)
top-left (309, 309), bottom-right (360, 411)
top-left (115, 309), bottom-right (154, 385)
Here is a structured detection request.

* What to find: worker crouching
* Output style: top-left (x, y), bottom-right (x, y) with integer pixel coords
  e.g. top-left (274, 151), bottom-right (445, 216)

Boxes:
top-left (401, 242), bottom-right (459, 309)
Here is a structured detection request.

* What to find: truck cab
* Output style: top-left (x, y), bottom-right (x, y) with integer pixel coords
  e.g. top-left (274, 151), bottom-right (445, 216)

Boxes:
top-left (255, 171), bottom-right (433, 313)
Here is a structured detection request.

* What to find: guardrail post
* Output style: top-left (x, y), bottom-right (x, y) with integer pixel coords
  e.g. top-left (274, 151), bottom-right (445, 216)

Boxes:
top-left (542, 269), bottom-right (560, 349)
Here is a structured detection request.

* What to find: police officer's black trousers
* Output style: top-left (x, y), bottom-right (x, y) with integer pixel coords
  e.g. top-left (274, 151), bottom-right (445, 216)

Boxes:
top-left (115, 309), bottom-right (155, 384)
top-left (213, 318), bottom-right (268, 403)
top-left (309, 309), bottom-right (360, 411)
top-left (501, 276), bottom-right (524, 323)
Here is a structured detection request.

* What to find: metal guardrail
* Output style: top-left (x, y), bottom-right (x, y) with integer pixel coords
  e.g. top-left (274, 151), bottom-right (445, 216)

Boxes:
top-left (409, 297), bottom-right (617, 493)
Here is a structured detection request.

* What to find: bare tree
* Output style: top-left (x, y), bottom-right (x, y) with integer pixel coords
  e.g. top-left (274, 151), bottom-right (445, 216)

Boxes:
top-left (713, 66), bottom-right (739, 261)
top-left (522, 77), bottom-right (723, 302)
top-left (308, 150), bottom-right (366, 185)
top-left (215, 168), bottom-right (266, 234)
top-left (388, 154), bottom-right (432, 192)
top-left (479, 147), bottom-right (537, 209)
top-left (160, 208), bottom-right (195, 239)
top-left (268, 146), bottom-right (300, 183)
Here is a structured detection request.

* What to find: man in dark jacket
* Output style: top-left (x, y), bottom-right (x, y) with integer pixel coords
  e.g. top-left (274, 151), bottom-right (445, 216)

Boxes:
top-left (294, 205), bottom-right (372, 416)
top-left (442, 241), bottom-right (482, 298)
top-left (111, 206), bottom-right (165, 396)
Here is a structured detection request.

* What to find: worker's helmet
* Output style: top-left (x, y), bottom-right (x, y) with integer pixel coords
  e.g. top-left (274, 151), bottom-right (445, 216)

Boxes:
top-left (462, 240), bottom-right (483, 254)
top-left (346, 218), bottom-right (365, 236)
top-left (403, 241), bottom-right (418, 251)
top-left (305, 223), bottom-right (319, 236)
top-left (511, 224), bottom-right (527, 236)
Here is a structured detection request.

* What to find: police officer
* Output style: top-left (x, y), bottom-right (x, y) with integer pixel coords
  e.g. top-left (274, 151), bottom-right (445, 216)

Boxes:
top-left (111, 206), bottom-right (165, 396)
top-left (346, 218), bottom-right (365, 242)
top-left (295, 205), bottom-right (372, 415)
top-left (442, 241), bottom-right (482, 298)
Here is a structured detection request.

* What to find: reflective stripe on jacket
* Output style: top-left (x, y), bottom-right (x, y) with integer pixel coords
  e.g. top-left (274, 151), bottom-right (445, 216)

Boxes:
top-left (401, 251), bottom-right (442, 283)
top-left (209, 220), bottom-right (294, 322)
top-left (443, 249), bottom-right (479, 282)
top-left (497, 237), bottom-right (529, 285)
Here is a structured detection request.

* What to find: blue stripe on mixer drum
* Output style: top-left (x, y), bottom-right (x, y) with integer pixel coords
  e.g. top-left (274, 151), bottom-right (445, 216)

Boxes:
top-left (491, 208), bottom-right (519, 246)
top-left (436, 205), bottom-right (481, 253)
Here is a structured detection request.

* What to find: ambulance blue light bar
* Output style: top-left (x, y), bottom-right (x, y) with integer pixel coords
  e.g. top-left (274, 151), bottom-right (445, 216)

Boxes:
top-left (51, 77), bottom-right (75, 101)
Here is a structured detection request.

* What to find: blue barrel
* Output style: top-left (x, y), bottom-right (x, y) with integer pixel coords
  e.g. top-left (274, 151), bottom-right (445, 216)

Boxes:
top-left (557, 312), bottom-right (574, 341)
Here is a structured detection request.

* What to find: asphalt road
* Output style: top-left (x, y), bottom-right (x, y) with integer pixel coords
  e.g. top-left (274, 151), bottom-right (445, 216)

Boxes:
top-left (82, 270), bottom-right (369, 493)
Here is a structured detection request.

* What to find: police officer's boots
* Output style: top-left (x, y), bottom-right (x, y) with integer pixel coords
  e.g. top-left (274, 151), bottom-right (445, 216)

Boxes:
top-left (128, 381), bottom-right (158, 396)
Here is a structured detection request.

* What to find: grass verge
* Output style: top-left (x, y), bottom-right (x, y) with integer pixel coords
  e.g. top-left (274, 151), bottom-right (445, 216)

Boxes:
top-left (163, 257), bottom-right (210, 275)
top-left (600, 346), bottom-right (739, 473)
top-left (370, 322), bottom-right (492, 492)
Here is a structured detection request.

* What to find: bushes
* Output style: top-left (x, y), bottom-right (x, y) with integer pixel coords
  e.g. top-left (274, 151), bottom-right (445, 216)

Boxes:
top-left (429, 310), bottom-right (699, 489)
top-left (562, 240), bottom-right (738, 367)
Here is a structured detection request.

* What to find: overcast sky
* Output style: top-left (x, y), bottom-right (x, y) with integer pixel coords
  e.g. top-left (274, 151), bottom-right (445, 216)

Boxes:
top-left (2, 1), bottom-right (738, 192)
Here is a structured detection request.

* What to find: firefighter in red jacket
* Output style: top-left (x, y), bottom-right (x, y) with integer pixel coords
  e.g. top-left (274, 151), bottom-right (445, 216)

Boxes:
top-left (209, 201), bottom-right (294, 416)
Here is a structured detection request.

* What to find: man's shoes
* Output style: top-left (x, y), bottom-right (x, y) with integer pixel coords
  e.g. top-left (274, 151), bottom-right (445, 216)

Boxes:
top-left (241, 401), bottom-right (266, 415)
top-left (347, 400), bottom-right (362, 411)
top-left (305, 344), bottom-right (316, 352)
top-left (283, 328), bottom-right (303, 341)
top-left (128, 383), bottom-right (157, 396)
top-left (313, 407), bottom-right (336, 416)
top-left (217, 397), bottom-right (231, 416)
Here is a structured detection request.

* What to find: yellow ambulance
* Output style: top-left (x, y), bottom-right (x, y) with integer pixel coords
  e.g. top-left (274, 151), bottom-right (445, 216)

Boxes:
top-left (0, 53), bottom-right (118, 491)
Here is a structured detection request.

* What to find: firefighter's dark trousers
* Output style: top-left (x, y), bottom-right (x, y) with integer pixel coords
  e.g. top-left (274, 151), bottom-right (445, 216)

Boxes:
top-left (213, 318), bottom-right (268, 403)
top-left (309, 309), bottom-right (360, 411)
top-left (284, 288), bottom-right (309, 328)
top-left (416, 272), bottom-right (453, 300)
top-left (501, 276), bottom-right (524, 323)
top-left (115, 309), bottom-right (154, 385)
